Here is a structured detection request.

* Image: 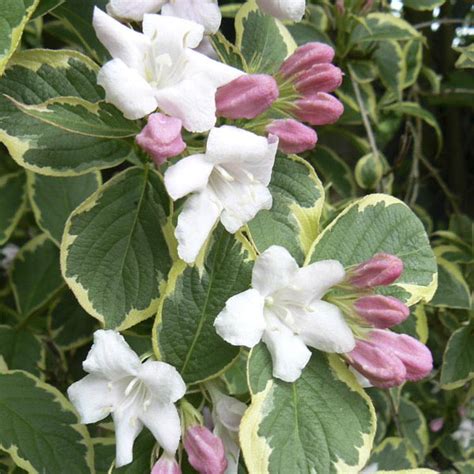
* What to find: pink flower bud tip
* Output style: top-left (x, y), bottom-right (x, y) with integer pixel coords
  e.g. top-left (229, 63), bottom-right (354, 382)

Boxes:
top-left (350, 253), bottom-right (404, 288)
top-left (266, 119), bottom-right (317, 154)
top-left (279, 42), bottom-right (335, 78)
top-left (184, 426), bottom-right (227, 474)
top-left (429, 418), bottom-right (444, 433)
top-left (295, 64), bottom-right (343, 95)
top-left (216, 74), bottom-right (279, 120)
top-left (151, 453), bottom-right (181, 474)
top-left (295, 92), bottom-right (344, 126)
top-left (354, 295), bottom-right (409, 329)
top-left (136, 113), bottom-right (186, 166)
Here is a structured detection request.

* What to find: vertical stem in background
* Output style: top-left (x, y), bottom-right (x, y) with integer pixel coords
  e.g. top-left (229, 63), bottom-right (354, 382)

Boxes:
top-left (405, 120), bottom-right (421, 207)
top-left (387, 389), bottom-right (403, 438)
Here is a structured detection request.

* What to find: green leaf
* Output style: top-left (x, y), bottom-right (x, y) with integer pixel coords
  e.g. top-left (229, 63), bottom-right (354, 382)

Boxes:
top-left (0, 49), bottom-right (132, 176)
top-left (455, 44), bottom-right (474, 69)
top-left (374, 41), bottom-right (405, 100)
top-left (240, 344), bottom-right (376, 473)
top-left (247, 154), bottom-right (324, 266)
top-left (0, 171), bottom-right (27, 244)
top-left (155, 227), bottom-right (253, 384)
top-left (306, 195), bottom-right (438, 305)
top-left (348, 60), bottom-right (378, 84)
top-left (454, 460), bottom-right (474, 474)
top-left (398, 398), bottom-right (429, 463)
top-left (11, 97), bottom-right (140, 138)
top-left (0, 370), bottom-right (94, 473)
top-left (210, 32), bottom-right (247, 70)
top-left (404, 40), bottom-right (423, 88)
top-left (10, 234), bottom-right (64, 318)
top-left (235, 0), bottom-right (296, 73)
top-left (0, 0), bottom-right (39, 75)
top-left (287, 22), bottom-right (332, 47)
top-left (403, 0), bottom-right (446, 10)
top-left (368, 437), bottom-right (417, 469)
top-left (393, 304), bottom-right (428, 343)
top-left (28, 171), bottom-right (101, 246)
top-left (61, 166), bottom-right (173, 330)
top-left (31, 0), bottom-right (65, 18)
top-left (355, 153), bottom-right (384, 190)
top-left (0, 326), bottom-right (44, 375)
top-left (309, 145), bottom-right (356, 198)
top-left (440, 322), bottom-right (474, 390)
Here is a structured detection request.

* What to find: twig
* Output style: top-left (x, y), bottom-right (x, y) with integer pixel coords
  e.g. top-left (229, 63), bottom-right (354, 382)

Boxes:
top-left (387, 389), bottom-right (403, 438)
top-left (414, 18), bottom-right (469, 30)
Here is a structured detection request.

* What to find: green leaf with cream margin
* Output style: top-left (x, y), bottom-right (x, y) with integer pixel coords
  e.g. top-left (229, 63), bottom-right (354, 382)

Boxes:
top-left (240, 344), bottom-right (376, 474)
top-left (154, 227), bottom-right (254, 384)
top-left (306, 194), bottom-right (438, 305)
top-left (247, 154), bottom-right (325, 266)
top-left (0, 171), bottom-right (27, 244)
top-left (0, 0), bottom-right (39, 75)
top-left (0, 49), bottom-right (132, 176)
top-left (235, 0), bottom-right (296, 73)
top-left (0, 370), bottom-right (94, 474)
top-left (368, 437), bottom-right (417, 470)
top-left (61, 166), bottom-right (173, 330)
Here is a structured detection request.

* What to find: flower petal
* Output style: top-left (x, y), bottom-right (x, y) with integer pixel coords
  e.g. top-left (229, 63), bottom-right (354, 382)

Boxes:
top-left (262, 311), bottom-right (311, 382)
top-left (251, 246), bottom-right (299, 296)
top-left (161, 0), bottom-right (222, 34)
top-left (176, 190), bottom-right (222, 263)
top-left (113, 409), bottom-right (144, 467)
top-left (164, 154), bottom-right (213, 200)
top-left (214, 289), bottom-right (266, 347)
top-left (292, 301), bottom-right (355, 353)
top-left (106, 0), bottom-right (166, 21)
top-left (83, 330), bottom-right (141, 380)
top-left (255, 0), bottom-right (305, 22)
top-left (98, 59), bottom-right (158, 120)
top-left (138, 360), bottom-right (186, 404)
top-left (140, 402), bottom-right (182, 454)
top-left (93, 8), bottom-right (150, 72)
top-left (67, 374), bottom-right (117, 424)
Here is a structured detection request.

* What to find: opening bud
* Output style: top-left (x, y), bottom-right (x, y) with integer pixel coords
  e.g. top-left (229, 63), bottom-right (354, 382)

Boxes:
top-left (184, 426), bottom-right (227, 474)
top-left (266, 119), bottom-right (317, 154)
top-left (151, 452), bottom-right (181, 474)
top-left (354, 295), bottom-right (409, 329)
top-left (294, 92), bottom-right (344, 126)
top-left (279, 42), bottom-right (335, 78)
top-left (349, 253), bottom-right (404, 288)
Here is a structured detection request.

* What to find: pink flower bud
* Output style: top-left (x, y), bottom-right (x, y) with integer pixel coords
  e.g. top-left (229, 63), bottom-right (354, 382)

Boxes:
top-left (347, 339), bottom-right (406, 388)
top-left (369, 330), bottom-right (433, 382)
top-left (354, 295), bottom-right (409, 329)
top-left (266, 119), bottom-right (317, 154)
top-left (294, 64), bottom-right (343, 95)
top-left (216, 74), bottom-right (279, 120)
top-left (349, 253), bottom-right (404, 288)
top-left (294, 92), bottom-right (344, 126)
top-left (279, 42), bottom-right (335, 78)
top-left (429, 418), bottom-right (444, 433)
top-left (136, 113), bottom-right (186, 166)
top-left (184, 426), bottom-right (227, 474)
top-left (151, 452), bottom-right (181, 474)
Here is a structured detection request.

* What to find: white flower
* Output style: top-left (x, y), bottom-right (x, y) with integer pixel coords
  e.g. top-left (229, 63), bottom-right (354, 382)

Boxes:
top-left (92, 8), bottom-right (242, 130)
top-left (164, 126), bottom-right (278, 264)
top-left (256, 0), bottom-right (306, 22)
top-left (452, 418), bottom-right (474, 449)
top-left (1, 243), bottom-right (19, 270)
top-left (214, 246), bottom-right (355, 382)
top-left (67, 330), bottom-right (186, 467)
top-left (107, 0), bottom-right (221, 34)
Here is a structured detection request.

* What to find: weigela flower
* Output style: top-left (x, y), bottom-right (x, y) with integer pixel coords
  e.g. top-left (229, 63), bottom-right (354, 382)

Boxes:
top-left (265, 119), bottom-right (317, 154)
top-left (151, 452), bottom-right (182, 474)
top-left (92, 8), bottom-right (242, 130)
top-left (214, 245), bottom-right (355, 382)
top-left (164, 126), bottom-right (278, 264)
top-left (67, 330), bottom-right (186, 467)
top-left (184, 426), bottom-right (227, 474)
top-left (256, 0), bottom-right (306, 22)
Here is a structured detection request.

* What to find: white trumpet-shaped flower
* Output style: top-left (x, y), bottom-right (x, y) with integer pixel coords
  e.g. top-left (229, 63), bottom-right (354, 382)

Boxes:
top-left (67, 330), bottom-right (186, 467)
top-left (214, 246), bottom-right (356, 382)
top-left (107, 0), bottom-right (221, 34)
top-left (92, 8), bottom-right (242, 131)
top-left (256, 0), bottom-right (306, 22)
top-left (164, 126), bottom-right (279, 264)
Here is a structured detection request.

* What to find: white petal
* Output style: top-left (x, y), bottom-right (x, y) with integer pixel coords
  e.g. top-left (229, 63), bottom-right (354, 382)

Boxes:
top-left (176, 190), bottom-right (222, 263)
top-left (155, 77), bottom-right (217, 133)
top-left (140, 402), bottom-right (181, 454)
top-left (255, 0), bottom-right (306, 22)
top-left (143, 13), bottom-right (204, 49)
top-left (113, 409), bottom-right (143, 467)
top-left (214, 421), bottom-right (240, 474)
top-left (161, 0), bottom-right (222, 34)
top-left (214, 395), bottom-right (246, 433)
top-left (214, 289), bottom-right (266, 347)
top-left (251, 246), bottom-right (299, 296)
top-left (106, 0), bottom-right (166, 21)
top-left (218, 181), bottom-right (272, 234)
top-left (164, 154), bottom-right (213, 200)
top-left (138, 360), bottom-right (186, 404)
top-left (195, 36), bottom-right (218, 59)
top-left (98, 59), bottom-right (158, 120)
top-left (262, 311), bottom-right (311, 383)
top-left (67, 374), bottom-right (116, 424)
top-left (93, 8), bottom-right (150, 72)
top-left (293, 301), bottom-right (355, 353)
top-left (83, 330), bottom-right (141, 381)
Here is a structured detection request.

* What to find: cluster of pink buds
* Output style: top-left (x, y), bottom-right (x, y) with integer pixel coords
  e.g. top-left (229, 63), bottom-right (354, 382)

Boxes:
top-left (335, 253), bottom-right (433, 388)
